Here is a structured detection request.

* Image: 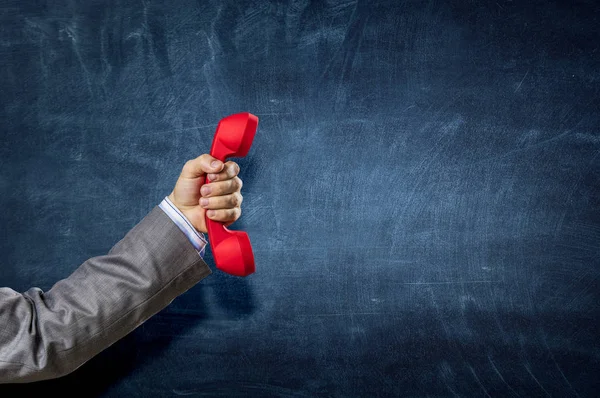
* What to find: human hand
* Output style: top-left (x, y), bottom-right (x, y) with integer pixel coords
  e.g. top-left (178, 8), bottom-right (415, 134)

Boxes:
top-left (168, 154), bottom-right (243, 234)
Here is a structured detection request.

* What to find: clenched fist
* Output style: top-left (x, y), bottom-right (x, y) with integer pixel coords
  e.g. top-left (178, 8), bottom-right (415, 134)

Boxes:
top-left (168, 154), bottom-right (243, 234)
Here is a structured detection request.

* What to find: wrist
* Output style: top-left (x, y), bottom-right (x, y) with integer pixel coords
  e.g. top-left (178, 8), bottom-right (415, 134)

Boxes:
top-left (159, 196), bottom-right (209, 254)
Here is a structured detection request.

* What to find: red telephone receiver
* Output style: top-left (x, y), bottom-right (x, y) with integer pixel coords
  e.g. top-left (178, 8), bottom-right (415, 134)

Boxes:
top-left (201, 112), bottom-right (258, 277)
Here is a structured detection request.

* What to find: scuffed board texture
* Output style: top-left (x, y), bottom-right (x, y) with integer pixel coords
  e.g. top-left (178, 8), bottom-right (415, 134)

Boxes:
top-left (1, 0), bottom-right (599, 396)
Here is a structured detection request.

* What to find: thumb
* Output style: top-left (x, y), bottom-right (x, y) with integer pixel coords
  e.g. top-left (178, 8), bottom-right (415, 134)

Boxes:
top-left (181, 154), bottom-right (224, 179)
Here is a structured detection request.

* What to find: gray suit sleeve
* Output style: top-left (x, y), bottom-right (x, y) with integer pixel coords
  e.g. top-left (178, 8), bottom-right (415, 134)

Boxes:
top-left (0, 205), bottom-right (212, 383)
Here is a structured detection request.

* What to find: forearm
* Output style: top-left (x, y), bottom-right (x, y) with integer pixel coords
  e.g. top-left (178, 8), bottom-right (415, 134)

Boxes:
top-left (0, 205), bottom-right (211, 383)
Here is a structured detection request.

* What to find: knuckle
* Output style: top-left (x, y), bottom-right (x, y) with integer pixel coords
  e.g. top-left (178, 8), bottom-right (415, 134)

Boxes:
top-left (231, 192), bottom-right (242, 206)
top-left (225, 161), bottom-right (237, 178)
top-left (183, 159), bottom-right (195, 170)
top-left (199, 154), bottom-right (212, 169)
top-left (224, 164), bottom-right (234, 178)
top-left (233, 176), bottom-right (243, 190)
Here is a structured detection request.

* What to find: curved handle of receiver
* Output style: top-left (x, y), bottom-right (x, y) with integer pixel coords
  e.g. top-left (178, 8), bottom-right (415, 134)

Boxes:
top-left (201, 112), bottom-right (258, 277)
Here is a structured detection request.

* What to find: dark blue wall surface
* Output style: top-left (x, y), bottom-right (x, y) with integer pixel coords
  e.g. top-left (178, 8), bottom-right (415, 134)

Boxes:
top-left (1, 0), bottom-right (599, 396)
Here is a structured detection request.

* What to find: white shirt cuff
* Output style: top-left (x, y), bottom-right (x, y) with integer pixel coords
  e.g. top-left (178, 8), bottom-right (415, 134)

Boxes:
top-left (158, 196), bottom-right (208, 258)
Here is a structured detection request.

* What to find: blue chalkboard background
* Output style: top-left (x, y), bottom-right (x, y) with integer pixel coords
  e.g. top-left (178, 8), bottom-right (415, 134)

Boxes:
top-left (1, 0), bottom-right (599, 396)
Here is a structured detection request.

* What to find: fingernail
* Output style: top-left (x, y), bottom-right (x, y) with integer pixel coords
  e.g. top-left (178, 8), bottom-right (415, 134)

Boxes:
top-left (207, 210), bottom-right (215, 217)
top-left (208, 173), bottom-right (217, 181)
top-left (200, 198), bottom-right (209, 207)
top-left (201, 186), bottom-right (211, 196)
top-left (211, 160), bottom-right (221, 169)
